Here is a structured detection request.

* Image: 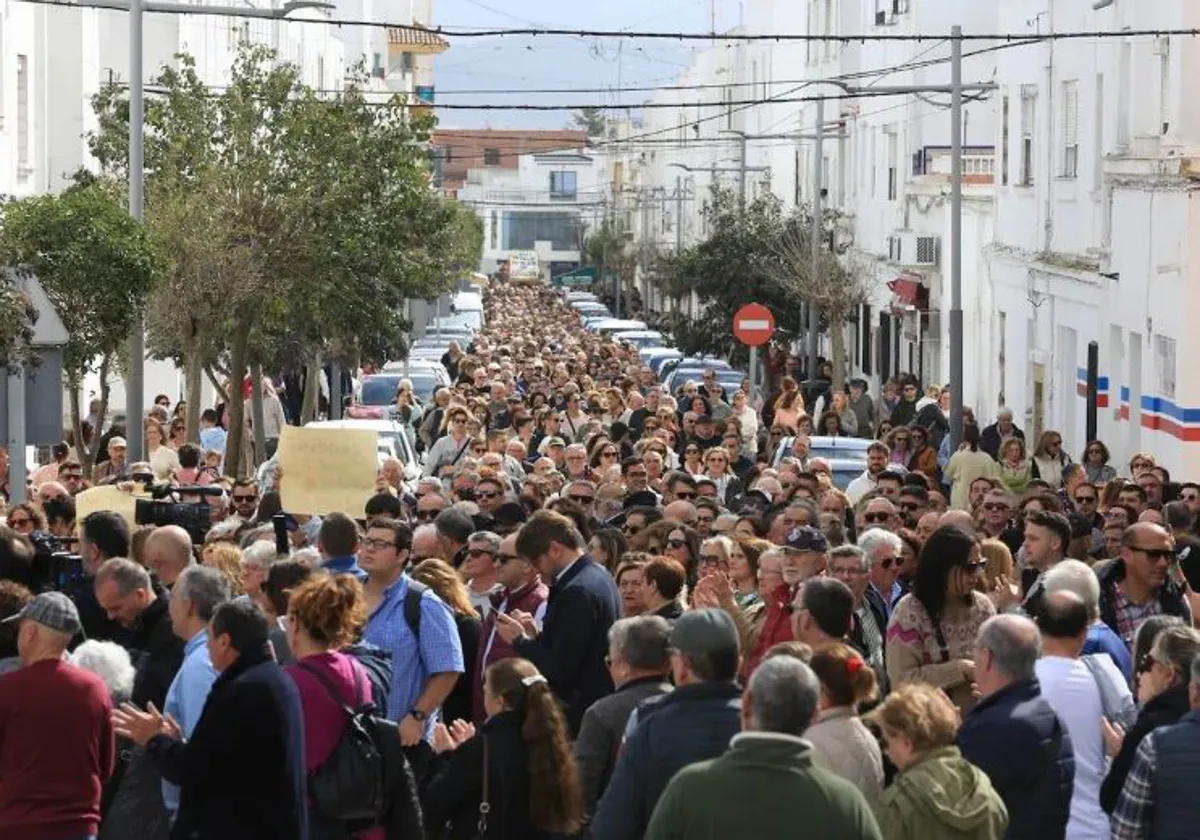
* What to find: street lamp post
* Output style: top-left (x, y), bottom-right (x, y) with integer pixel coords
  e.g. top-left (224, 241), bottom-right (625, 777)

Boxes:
top-left (67, 0), bottom-right (331, 459)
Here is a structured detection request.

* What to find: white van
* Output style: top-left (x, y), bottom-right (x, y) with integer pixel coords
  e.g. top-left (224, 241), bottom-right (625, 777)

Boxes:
top-left (449, 291), bottom-right (484, 330)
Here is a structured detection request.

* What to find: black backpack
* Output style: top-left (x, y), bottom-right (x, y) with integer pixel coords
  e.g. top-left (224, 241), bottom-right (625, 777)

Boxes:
top-left (297, 661), bottom-right (387, 824)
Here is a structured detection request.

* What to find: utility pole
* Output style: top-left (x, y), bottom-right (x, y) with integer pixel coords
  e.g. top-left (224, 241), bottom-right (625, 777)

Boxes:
top-left (127, 0), bottom-right (145, 460)
top-left (948, 25), bottom-right (965, 451)
top-left (738, 131), bottom-right (749, 206)
top-left (807, 96), bottom-right (823, 382)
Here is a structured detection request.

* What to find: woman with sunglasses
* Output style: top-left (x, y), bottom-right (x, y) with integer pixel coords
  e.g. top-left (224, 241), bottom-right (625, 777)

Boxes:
top-left (1099, 624), bottom-right (1200, 816)
top-left (680, 443), bottom-right (704, 477)
top-left (423, 407), bottom-right (474, 479)
top-left (1081, 439), bottom-right (1117, 485)
top-left (885, 426), bottom-right (911, 468)
top-left (4, 502), bottom-right (43, 537)
top-left (700, 447), bottom-right (744, 509)
top-left (886, 525), bottom-right (996, 715)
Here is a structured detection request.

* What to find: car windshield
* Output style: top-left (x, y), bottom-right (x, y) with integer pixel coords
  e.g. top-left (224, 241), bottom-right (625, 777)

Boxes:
top-left (361, 375), bottom-right (439, 406)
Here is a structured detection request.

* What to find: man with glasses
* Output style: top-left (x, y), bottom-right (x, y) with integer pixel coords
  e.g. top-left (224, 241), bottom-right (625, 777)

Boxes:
top-left (829, 545), bottom-right (887, 690)
top-left (694, 500), bottom-right (719, 537)
top-left (473, 531), bottom-right (549, 720)
top-left (474, 476), bottom-right (507, 515)
top-left (662, 471), bottom-right (698, 505)
top-left (857, 495), bottom-right (899, 534)
top-left (979, 489), bottom-right (1024, 556)
top-left (1096, 522), bottom-right (1192, 647)
top-left (562, 444), bottom-right (592, 481)
top-left (229, 479), bottom-right (259, 521)
top-left (463, 531), bottom-right (504, 616)
top-left (858, 528), bottom-right (904, 620)
top-left (621, 506), bottom-right (662, 552)
top-left (1135, 470), bottom-right (1165, 507)
top-left (415, 489), bottom-right (449, 525)
top-left (58, 461), bottom-right (86, 496)
top-left (895, 485), bottom-right (929, 529)
top-left (565, 479), bottom-right (598, 517)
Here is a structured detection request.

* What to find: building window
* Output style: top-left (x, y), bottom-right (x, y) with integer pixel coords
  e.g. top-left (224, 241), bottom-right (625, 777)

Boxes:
top-left (401, 52), bottom-right (415, 74)
top-left (371, 52), bottom-right (385, 79)
top-left (549, 170), bottom-right (577, 200)
top-left (17, 55), bottom-right (29, 177)
top-left (483, 148), bottom-right (501, 166)
top-left (1156, 335), bottom-right (1176, 400)
top-left (886, 128), bottom-right (898, 201)
top-left (502, 212), bottom-right (580, 251)
top-left (1061, 80), bottom-right (1079, 179)
top-left (1020, 85), bottom-right (1037, 186)
top-left (489, 212), bottom-right (498, 249)
top-left (1000, 94), bottom-right (1010, 186)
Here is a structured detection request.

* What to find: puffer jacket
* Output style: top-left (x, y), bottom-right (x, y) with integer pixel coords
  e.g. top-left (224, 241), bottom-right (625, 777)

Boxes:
top-left (1096, 559), bottom-right (1191, 645)
top-left (589, 680), bottom-right (742, 840)
top-left (956, 679), bottom-right (1074, 840)
top-left (876, 746), bottom-right (1008, 840)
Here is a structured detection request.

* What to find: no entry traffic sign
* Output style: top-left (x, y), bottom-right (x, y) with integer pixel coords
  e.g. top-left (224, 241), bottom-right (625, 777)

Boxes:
top-left (733, 303), bottom-right (776, 347)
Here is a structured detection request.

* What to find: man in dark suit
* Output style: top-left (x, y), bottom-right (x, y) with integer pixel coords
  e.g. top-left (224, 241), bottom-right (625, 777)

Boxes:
top-left (114, 600), bottom-right (308, 840)
top-left (495, 509), bottom-right (621, 734)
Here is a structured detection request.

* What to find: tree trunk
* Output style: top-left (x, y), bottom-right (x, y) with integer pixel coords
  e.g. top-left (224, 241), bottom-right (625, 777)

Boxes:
top-left (829, 313), bottom-right (848, 394)
top-left (183, 341), bottom-right (203, 444)
top-left (68, 376), bottom-right (88, 474)
top-left (300, 350), bottom-right (321, 425)
top-left (204, 364), bottom-right (229, 403)
top-left (249, 362), bottom-right (267, 466)
top-left (225, 317), bottom-right (251, 478)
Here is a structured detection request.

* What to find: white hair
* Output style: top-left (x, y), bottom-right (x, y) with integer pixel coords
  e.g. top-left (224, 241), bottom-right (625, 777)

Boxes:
top-left (857, 527), bottom-right (904, 561)
top-left (71, 640), bottom-right (135, 702)
top-left (1042, 559), bottom-right (1102, 621)
top-left (242, 540), bottom-right (281, 571)
top-left (291, 547), bottom-right (322, 566)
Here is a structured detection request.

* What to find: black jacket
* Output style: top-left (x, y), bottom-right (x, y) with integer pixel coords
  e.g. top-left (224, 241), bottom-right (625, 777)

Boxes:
top-left (422, 710), bottom-right (541, 840)
top-left (130, 594), bottom-right (186, 709)
top-left (513, 556), bottom-right (621, 734)
top-left (1096, 558), bottom-right (1192, 643)
top-left (589, 680), bottom-right (742, 840)
top-left (956, 678), bottom-right (1074, 840)
top-left (574, 676), bottom-right (672, 813)
top-left (1100, 682), bottom-right (1190, 814)
top-left (442, 613), bottom-right (481, 728)
top-left (148, 646), bottom-right (308, 840)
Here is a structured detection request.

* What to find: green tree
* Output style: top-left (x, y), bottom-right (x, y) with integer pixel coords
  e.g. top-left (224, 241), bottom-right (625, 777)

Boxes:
top-left (571, 107), bottom-right (608, 140)
top-left (584, 217), bottom-right (635, 311)
top-left (0, 176), bottom-right (163, 471)
top-left (0, 279), bottom-right (38, 370)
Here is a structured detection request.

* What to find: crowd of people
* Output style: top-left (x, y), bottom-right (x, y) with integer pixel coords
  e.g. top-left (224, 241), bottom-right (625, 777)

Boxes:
top-left (0, 281), bottom-right (1199, 840)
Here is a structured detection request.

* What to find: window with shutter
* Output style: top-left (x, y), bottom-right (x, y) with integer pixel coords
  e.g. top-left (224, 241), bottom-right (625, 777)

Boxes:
top-left (1061, 80), bottom-right (1079, 179)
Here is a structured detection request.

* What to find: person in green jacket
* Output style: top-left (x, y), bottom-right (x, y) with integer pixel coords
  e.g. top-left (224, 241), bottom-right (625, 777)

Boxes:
top-left (872, 683), bottom-right (1008, 840)
top-left (644, 656), bottom-right (882, 840)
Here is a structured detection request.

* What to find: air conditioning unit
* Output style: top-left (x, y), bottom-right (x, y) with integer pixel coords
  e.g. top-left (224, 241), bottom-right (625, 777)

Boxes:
top-left (887, 231), bottom-right (940, 267)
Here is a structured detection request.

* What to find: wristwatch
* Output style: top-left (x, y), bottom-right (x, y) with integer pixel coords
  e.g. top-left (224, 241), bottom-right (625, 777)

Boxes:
top-left (409, 709), bottom-right (428, 722)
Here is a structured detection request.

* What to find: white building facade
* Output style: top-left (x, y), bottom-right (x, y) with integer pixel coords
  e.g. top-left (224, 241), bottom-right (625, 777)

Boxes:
top-left (459, 147), bottom-right (606, 280)
top-left (619, 0), bottom-right (1200, 477)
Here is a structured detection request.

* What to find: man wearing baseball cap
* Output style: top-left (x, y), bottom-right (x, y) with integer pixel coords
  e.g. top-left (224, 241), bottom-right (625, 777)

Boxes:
top-left (743, 526), bottom-right (830, 678)
top-left (591, 608), bottom-right (743, 840)
top-left (0, 593), bottom-right (115, 840)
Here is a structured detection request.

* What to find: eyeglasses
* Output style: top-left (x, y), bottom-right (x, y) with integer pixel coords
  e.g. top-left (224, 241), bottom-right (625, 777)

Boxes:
top-left (466, 548), bottom-right (495, 558)
top-left (699, 553), bottom-right (724, 565)
top-left (416, 509), bottom-right (440, 522)
top-left (878, 556), bottom-right (901, 569)
top-left (684, 448), bottom-right (700, 455)
top-left (361, 537), bottom-right (397, 551)
top-left (1129, 546), bottom-right (1175, 562)
top-left (232, 494), bottom-right (257, 504)
top-left (7, 517), bottom-right (30, 528)
top-left (568, 494), bottom-right (595, 505)
top-left (601, 450), bottom-right (618, 458)
top-left (450, 416), bottom-right (468, 424)
top-left (1074, 495), bottom-right (1097, 504)
top-left (982, 503), bottom-right (1008, 512)
top-left (898, 500), bottom-right (922, 512)
top-left (665, 538), bottom-right (688, 549)
top-left (675, 491), bottom-right (697, 500)
top-left (962, 560), bottom-right (987, 573)
top-left (622, 524), bottom-right (643, 536)
top-left (863, 512), bottom-right (891, 524)
top-left (497, 553), bottom-right (521, 564)
top-left (831, 565), bottom-right (865, 577)
top-left (1137, 653), bottom-right (1158, 675)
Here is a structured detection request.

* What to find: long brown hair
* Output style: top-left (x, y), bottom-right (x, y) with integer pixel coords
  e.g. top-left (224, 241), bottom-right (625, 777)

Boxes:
top-left (486, 658), bottom-right (584, 834)
top-left (410, 558), bottom-right (480, 619)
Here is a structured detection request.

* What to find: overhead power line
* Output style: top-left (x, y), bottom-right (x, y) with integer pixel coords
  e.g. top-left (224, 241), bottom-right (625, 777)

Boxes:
top-left (14, 2), bottom-right (1200, 42)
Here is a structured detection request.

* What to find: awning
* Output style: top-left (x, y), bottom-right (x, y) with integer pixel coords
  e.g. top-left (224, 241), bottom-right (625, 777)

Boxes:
top-left (387, 26), bottom-right (450, 54)
top-left (888, 274), bottom-right (926, 308)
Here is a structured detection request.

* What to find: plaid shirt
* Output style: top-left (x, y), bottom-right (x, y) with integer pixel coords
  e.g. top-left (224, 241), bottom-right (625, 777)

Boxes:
top-left (1110, 735), bottom-right (1157, 840)
top-left (1111, 581), bottom-right (1164, 648)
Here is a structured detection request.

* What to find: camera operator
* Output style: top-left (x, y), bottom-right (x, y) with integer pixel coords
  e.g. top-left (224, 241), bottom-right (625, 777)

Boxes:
top-left (73, 511), bottom-right (133, 644)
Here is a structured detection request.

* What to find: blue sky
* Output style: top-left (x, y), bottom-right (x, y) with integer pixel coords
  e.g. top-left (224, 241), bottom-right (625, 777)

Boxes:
top-left (432, 0), bottom-right (738, 129)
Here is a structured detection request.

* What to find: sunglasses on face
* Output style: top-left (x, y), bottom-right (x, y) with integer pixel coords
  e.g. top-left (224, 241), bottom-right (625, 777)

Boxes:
top-left (898, 501), bottom-right (922, 512)
top-left (476, 491), bottom-right (499, 500)
top-left (863, 512), bottom-right (891, 524)
top-left (665, 538), bottom-right (688, 550)
top-left (416, 510), bottom-right (440, 522)
top-left (233, 494), bottom-right (257, 504)
top-left (8, 517), bottom-right (30, 527)
top-left (983, 503), bottom-right (1008, 512)
top-left (877, 556), bottom-right (901, 570)
top-left (601, 450), bottom-right (618, 458)
top-left (1137, 653), bottom-right (1158, 675)
top-left (1074, 495), bottom-right (1096, 504)
top-left (1130, 546), bottom-right (1175, 562)
top-left (961, 560), bottom-right (987, 573)
top-left (1183, 493), bottom-right (1200, 502)
top-left (466, 548), bottom-right (494, 558)
top-left (675, 491), bottom-right (697, 500)
top-left (622, 524), bottom-right (643, 536)
top-left (568, 494), bottom-right (595, 504)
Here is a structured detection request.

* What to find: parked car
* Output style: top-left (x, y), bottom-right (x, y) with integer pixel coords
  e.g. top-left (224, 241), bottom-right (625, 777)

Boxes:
top-left (612, 330), bottom-right (667, 349)
top-left (771, 435), bottom-right (872, 467)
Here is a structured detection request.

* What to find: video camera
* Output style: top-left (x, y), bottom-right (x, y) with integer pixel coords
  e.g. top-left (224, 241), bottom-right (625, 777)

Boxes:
top-left (135, 483), bottom-right (223, 545)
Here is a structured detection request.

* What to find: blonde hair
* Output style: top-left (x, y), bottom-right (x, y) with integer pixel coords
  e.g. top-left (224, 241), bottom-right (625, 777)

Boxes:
top-left (871, 682), bottom-right (960, 752)
top-left (202, 541), bottom-right (246, 596)
top-left (411, 558), bottom-right (480, 619)
top-left (978, 539), bottom-right (1014, 591)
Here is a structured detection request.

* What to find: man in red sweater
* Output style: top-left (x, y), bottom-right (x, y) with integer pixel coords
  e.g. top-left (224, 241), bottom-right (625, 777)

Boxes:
top-left (0, 592), bottom-right (115, 840)
top-left (742, 526), bottom-right (830, 678)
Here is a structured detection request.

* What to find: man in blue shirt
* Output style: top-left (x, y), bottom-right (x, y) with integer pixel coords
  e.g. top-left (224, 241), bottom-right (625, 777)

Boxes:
top-left (360, 518), bottom-right (464, 750)
top-left (162, 565), bottom-right (231, 814)
top-left (317, 513), bottom-right (368, 581)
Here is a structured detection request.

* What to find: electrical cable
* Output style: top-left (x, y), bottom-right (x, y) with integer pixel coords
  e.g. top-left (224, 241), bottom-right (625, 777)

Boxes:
top-left (13, 0), bottom-right (1199, 42)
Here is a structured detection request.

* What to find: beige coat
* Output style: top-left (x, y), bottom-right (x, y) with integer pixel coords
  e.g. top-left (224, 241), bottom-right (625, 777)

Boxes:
top-left (805, 706), bottom-right (885, 805)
